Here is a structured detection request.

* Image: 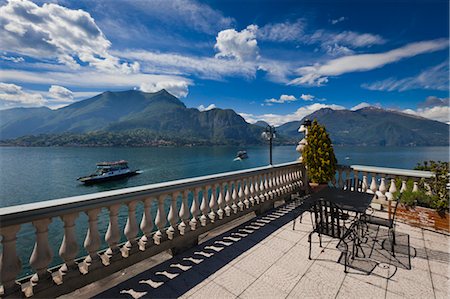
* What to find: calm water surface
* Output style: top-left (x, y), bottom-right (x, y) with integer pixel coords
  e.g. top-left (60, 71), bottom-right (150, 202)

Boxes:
top-left (0, 145), bottom-right (449, 206)
top-left (0, 145), bottom-right (448, 277)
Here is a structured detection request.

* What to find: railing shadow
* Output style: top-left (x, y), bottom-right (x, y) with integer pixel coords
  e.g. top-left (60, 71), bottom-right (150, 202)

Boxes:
top-left (94, 198), bottom-right (311, 298)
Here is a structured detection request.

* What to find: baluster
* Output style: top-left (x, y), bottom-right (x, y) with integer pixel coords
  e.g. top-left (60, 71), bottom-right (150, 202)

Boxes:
top-left (178, 189), bottom-right (190, 235)
top-left (369, 173), bottom-right (378, 194)
top-left (362, 172), bottom-right (369, 192)
top-left (140, 198), bottom-right (154, 248)
top-left (237, 180), bottom-right (245, 210)
top-left (231, 180), bottom-right (238, 213)
top-left (84, 209), bottom-right (101, 271)
top-left (353, 170), bottom-right (359, 191)
top-left (379, 177), bottom-right (387, 200)
top-left (400, 177), bottom-right (407, 193)
top-left (224, 181), bottom-right (232, 216)
top-left (345, 168), bottom-right (351, 188)
top-left (282, 170), bottom-right (288, 194)
top-left (105, 204), bottom-right (121, 261)
top-left (248, 177), bottom-right (255, 206)
top-left (338, 168), bottom-right (344, 188)
top-left (387, 178), bottom-right (397, 200)
top-left (200, 186), bottom-right (210, 226)
top-left (209, 184), bottom-right (218, 222)
top-left (263, 173), bottom-right (270, 201)
top-left (29, 218), bottom-right (53, 290)
top-left (0, 225), bottom-right (22, 296)
top-left (269, 172), bottom-right (275, 199)
top-left (217, 182), bottom-right (226, 219)
top-left (153, 194), bottom-right (167, 245)
top-left (243, 178), bottom-right (250, 208)
top-left (252, 175), bottom-right (259, 205)
top-left (59, 213), bottom-right (79, 278)
top-left (259, 174), bottom-right (265, 203)
top-left (123, 201), bottom-right (139, 255)
top-left (412, 180), bottom-right (419, 192)
top-left (190, 188), bottom-right (201, 230)
top-left (167, 192), bottom-right (180, 239)
top-left (331, 170), bottom-right (337, 187)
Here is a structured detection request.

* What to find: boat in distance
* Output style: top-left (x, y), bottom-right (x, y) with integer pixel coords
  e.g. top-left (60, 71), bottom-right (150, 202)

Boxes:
top-left (234, 150), bottom-right (249, 160)
top-left (77, 160), bottom-right (141, 184)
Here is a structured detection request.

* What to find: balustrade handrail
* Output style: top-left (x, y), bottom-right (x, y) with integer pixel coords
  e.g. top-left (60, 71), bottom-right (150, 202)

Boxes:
top-left (0, 161), bottom-right (302, 227)
top-left (338, 164), bottom-right (434, 179)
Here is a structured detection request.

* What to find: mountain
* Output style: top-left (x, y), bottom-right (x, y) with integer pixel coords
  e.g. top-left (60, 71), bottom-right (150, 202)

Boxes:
top-left (277, 107), bottom-right (449, 146)
top-left (254, 120), bottom-right (269, 127)
top-left (0, 90), bottom-right (263, 145)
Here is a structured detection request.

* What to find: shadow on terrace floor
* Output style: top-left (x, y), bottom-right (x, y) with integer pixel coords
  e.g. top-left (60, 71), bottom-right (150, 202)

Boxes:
top-left (94, 199), bottom-right (310, 299)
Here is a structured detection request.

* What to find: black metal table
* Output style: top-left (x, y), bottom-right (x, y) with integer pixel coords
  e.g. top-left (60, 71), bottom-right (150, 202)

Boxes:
top-left (310, 187), bottom-right (374, 214)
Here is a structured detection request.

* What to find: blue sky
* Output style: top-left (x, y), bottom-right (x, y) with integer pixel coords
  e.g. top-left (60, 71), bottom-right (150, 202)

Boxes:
top-left (0, 0), bottom-right (448, 124)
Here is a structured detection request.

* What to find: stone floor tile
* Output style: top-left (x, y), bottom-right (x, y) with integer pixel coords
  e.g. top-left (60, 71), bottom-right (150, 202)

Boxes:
top-left (186, 281), bottom-right (236, 299)
top-left (213, 266), bottom-right (258, 296)
top-left (386, 268), bottom-right (434, 298)
top-left (239, 276), bottom-right (289, 299)
top-left (336, 275), bottom-right (386, 299)
top-left (287, 272), bottom-right (344, 299)
top-left (429, 259), bottom-right (450, 278)
top-left (435, 288), bottom-right (450, 299)
top-left (244, 243), bottom-right (285, 265)
top-left (258, 263), bottom-right (304, 293)
top-left (262, 235), bottom-right (296, 253)
top-left (274, 228), bottom-right (308, 244)
top-left (431, 272), bottom-right (450, 293)
top-left (234, 254), bottom-right (274, 277)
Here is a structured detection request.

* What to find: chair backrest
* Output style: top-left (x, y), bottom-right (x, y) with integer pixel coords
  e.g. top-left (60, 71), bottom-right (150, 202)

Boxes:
top-left (310, 199), bottom-right (346, 239)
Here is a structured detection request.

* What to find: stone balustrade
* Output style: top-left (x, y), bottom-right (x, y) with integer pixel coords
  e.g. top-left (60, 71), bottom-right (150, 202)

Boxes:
top-left (333, 164), bottom-right (434, 202)
top-left (0, 162), bottom-right (306, 298)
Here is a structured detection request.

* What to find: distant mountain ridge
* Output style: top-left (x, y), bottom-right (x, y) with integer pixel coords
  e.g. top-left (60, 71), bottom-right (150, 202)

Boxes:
top-left (277, 107), bottom-right (449, 146)
top-left (0, 90), bottom-right (263, 145)
top-left (0, 90), bottom-right (448, 146)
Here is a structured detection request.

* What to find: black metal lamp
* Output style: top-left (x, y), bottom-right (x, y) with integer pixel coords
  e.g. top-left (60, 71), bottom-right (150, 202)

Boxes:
top-left (262, 125), bottom-right (276, 165)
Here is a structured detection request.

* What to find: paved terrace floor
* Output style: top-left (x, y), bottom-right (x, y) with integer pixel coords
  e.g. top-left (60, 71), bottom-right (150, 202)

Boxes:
top-left (64, 200), bottom-right (450, 299)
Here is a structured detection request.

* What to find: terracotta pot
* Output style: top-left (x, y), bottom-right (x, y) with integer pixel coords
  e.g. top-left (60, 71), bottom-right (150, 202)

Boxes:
top-left (309, 182), bottom-right (328, 193)
top-left (396, 204), bottom-right (449, 233)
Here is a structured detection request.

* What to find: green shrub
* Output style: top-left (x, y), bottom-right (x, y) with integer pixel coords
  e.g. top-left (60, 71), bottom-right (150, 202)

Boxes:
top-left (304, 120), bottom-right (337, 184)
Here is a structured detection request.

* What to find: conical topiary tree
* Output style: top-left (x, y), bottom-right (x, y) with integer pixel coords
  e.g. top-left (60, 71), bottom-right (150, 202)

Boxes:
top-left (303, 119), bottom-right (338, 184)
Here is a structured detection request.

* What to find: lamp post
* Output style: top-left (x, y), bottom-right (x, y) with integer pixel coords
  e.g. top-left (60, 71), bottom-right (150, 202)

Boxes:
top-left (262, 125), bottom-right (276, 165)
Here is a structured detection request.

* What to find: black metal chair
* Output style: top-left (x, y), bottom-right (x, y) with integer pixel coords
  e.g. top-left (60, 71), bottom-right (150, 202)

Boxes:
top-left (361, 198), bottom-right (400, 257)
top-left (308, 199), bottom-right (355, 272)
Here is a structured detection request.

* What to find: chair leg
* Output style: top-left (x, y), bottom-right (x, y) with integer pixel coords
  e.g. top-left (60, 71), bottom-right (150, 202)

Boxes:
top-left (308, 232), bottom-right (313, 259)
top-left (389, 228), bottom-right (395, 257)
top-left (319, 233), bottom-right (322, 247)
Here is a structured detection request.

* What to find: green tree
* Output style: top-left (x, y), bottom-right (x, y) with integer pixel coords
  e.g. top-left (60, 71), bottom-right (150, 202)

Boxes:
top-left (304, 120), bottom-right (338, 183)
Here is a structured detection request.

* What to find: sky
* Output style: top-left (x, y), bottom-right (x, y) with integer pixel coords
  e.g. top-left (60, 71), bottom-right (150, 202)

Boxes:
top-left (0, 0), bottom-right (448, 125)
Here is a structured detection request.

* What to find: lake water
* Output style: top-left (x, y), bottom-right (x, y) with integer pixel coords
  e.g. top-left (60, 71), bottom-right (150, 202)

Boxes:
top-left (0, 145), bottom-right (448, 277)
top-left (1, 145), bottom-right (449, 207)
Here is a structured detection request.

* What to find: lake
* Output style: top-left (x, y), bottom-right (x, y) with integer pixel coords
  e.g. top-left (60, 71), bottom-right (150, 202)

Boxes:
top-left (1, 145), bottom-right (448, 277)
top-left (1, 145), bottom-right (449, 207)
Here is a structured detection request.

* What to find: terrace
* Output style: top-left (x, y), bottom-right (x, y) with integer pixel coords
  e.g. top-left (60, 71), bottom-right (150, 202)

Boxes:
top-left (0, 162), bottom-right (449, 298)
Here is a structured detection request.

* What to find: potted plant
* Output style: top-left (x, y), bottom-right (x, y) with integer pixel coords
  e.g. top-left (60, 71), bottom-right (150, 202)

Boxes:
top-left (303, 120), bottom-right (338, 191)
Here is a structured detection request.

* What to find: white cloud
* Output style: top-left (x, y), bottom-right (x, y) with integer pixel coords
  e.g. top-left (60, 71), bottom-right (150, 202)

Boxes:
top-left (324, 44), bottom-right (354, 56)
top-left (0, 68), bottom-right (192, 93)
top-left (0, 82), bottom-right (45, 107)
top-left (300, 94), bottom-right (315, 101)
top-left (331, 17), bottom-right (347, 25)
top-left (290, 39), bottom-right (449, 86)
top-left (351, 102), bottom-right (372, 111)
top-left (0, 0), bottom-right (138, 73)
top-left (240, 103), bottom-right (345, 126)
top-left (258, 19), bottom-right (305, 42)
top-left (403, 106), bottom-right (449, 123)
top-left (215, 25), bottom-right (259, 62)
top-left (310, 30), bottom-right (385, 49)
top-left (198, 104), bottom-right (217, 111)
top-left (139, 80), bottom-right (189, 98)
top-left (116, 49), bottom-right (258, 80)
top-left (264, 94), bottom-right (297, 104)
top-left (48, 85), bottom-right (74, 102)
top-left (362, 61), bottom-right (449, 92)
top-left (125, 0), bottom-right (234, 35)
top-left (418, 96), bottom-right (449, 108)
top-left (1, 55), bottom-right (24, 63)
